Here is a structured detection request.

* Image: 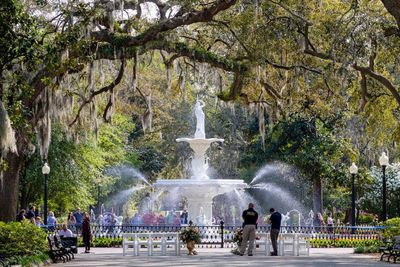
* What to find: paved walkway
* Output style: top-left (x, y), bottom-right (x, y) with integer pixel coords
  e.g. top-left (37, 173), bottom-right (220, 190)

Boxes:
top-left (58, 248), bottom-right (392, 267)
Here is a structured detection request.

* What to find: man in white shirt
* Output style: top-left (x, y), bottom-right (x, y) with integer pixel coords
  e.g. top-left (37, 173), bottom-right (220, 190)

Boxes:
top-left (59, 224), bottom-right (74, 237)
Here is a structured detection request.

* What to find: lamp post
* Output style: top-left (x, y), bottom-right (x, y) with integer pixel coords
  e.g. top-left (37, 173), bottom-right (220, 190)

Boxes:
top-left (349, 162), bottom-right (358, 234)
top-left (42, 162), bottom-right (50, 225)
top-left (379, 152), bottom-right (389, 222)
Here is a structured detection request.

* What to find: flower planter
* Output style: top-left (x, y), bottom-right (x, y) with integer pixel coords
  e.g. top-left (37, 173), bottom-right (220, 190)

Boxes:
top-left (186, 240), bottom-right (195, 255)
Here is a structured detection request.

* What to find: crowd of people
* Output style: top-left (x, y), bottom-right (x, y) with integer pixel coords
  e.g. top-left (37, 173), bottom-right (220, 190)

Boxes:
top-left (129, 209), bottom-right (188, 226)
top-left (15, 206), bottom-right (86, 229)
top-left (16, 205), bottom-right (45, 227)
top-left (16, 206), bottom-right (93, 253)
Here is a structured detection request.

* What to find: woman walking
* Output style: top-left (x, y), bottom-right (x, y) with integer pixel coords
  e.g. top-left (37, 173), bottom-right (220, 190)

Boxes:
top-left (82, 212), bottom-right (92, 253)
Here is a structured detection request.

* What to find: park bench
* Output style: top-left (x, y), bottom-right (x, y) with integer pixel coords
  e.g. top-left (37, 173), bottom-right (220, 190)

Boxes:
top-left (389, 236), bottom-right (400, 263)
top-left (122, 232), bottom-right (180, 256)
top-left (380, 238), bottom-right (393, 262)
top-left (54, 235), bottom-right (75, 260)
top-left (295, 233), bottom-right (311, 256)
top-left (47, 235), bottom-right (71, 263)
top-left (254, 233), bottom-right (310, 256)
top-left (60, 236), bottom-right (78, 254)
top-left (380, 236), bottom-right (400, 263)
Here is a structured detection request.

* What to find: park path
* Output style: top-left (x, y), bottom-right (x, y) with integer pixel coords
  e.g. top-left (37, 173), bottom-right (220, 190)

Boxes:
top-left (57, 247), bottom-right (392, 267)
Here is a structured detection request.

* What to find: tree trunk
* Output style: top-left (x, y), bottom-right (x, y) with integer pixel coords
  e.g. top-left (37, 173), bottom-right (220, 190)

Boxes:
top-left (0, 151), bottom-right (24, 222)
top-left (312, 177), bottom-right (323, 214)
top-left (19, 165), bottom-right (31, 211)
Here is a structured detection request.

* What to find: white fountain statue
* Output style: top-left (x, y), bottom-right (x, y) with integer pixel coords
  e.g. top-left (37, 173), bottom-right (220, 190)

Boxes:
top-left (176, 99), bottom-right (224, 180)
top-left (194, 100), bottom-right (206, 139)
top-left (153, 100), bottom-right (247, 224)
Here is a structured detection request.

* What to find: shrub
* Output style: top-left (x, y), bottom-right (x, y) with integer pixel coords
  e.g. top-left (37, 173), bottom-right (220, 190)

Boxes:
top-left (77, 237), bottom-right (122, 247)
top-left (384, 217), bottom-right (400, 240)
top-left (310, 237), bottom-right (381, 248)
top-left (0, 221), bottom-right (48, 258)
top-left (354, 245), bottom-right (380, 254)
top-left (7, 252), bottom-right (49, 267)
top-left (358, 213), bottom-right (375, 224)
top-left (179, 226), bottom-right (202, 244)
top-left (354, 246), bottom-right (364, 253)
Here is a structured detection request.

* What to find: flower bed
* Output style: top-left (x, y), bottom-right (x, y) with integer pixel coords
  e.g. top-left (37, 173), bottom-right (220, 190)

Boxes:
top-left (77, 237), bottom-right (123, 247)
top-left (310, 236), bottom-right (381, 248)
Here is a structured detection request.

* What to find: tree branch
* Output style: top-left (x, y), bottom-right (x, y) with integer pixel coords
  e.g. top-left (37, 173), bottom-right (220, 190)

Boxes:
top-left (69, 60), bottom-right (126, 126)
top-left (94, 41), bottom-right (247, 72)
top-left (260, 80), bottom-right (282, 100)
top-left (381, 0), bottom-right (400, 32)
top-left (91, 0), bottom-right (238, 47)
top-left (217, 71), bottom-right (244, 101)
top-left (264, 58), bottom-right (322, 74)
top-left (353, 64), bottom-right (400, 106)
top-left (298, 25), bottom-right (333, 61)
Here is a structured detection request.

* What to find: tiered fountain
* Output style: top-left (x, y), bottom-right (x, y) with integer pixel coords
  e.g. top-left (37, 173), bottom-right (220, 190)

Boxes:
top-left (153, 100), bottom-right (247, 225)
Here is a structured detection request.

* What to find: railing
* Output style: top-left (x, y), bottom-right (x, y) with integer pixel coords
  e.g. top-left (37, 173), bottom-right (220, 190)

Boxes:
top-left (45, 224), bottom-right (385, 248)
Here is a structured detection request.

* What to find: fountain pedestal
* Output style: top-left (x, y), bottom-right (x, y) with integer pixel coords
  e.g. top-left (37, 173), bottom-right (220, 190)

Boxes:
top-left (153, 100), bottom-right (248, 225)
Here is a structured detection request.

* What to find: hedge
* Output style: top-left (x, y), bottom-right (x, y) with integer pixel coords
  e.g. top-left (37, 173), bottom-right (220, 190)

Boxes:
top-left (0, 221), bottom-right (48, 257)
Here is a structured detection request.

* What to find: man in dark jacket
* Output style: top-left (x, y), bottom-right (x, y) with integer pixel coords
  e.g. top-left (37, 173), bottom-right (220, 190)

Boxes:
top-left (239, 203), bottom-right (258, 256)
top-left (269, 208), bottom-right (282, 256)
top-left (26, 205), bottom-right (36, 220)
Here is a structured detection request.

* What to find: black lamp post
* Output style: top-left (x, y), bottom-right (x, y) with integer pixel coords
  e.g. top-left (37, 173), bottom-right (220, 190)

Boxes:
top-left (379, 152), bottom-right (389, 222)
top-left (42, 162), bottom-right (50, 225)
top-left (349, 162), bottom-right (358, 234)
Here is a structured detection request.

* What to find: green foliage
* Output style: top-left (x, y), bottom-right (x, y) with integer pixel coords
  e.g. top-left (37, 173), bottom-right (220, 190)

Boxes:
top-left (354, 245), bottom-right (380, 254)
top-left (358, 213), bottom-right (375, 224)
top-left (2, 0), bottom-right (400, 223)
top-left (77, 237), bottom-right (122, 247)
top-left (264, 116), bottom-right (352, 183)
top-left (179, 226), bottom-right (202, 244)
top-left (360, 165), bottom-right (400, 218)
top-left (20, 113), bottom-right (140, 214)
top-left (0, 221), bottom-right (47, 257)
top-left (384, 217), bottom-right (400, 240)
top-left (6, 252), bottom-right (49, 267)
top-left (310, 237), bottom-right (381, 248)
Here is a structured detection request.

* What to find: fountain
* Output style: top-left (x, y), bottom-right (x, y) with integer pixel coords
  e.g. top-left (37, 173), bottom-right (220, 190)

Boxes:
top-left (153, 100), bottom-right (247, 224)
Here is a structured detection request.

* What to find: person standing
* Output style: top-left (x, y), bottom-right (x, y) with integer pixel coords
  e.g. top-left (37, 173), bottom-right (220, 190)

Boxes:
top-left (239, 203), bottom-right (258, 256)
top-left (16, 209), bottom-right (26, 222)
top-left (47, 211), bottom-right (58, 231)
top-left (82, 212), bottom-right (92, 253)
top-left (180, 209), bottom-right (188, 225)
top-left (47, 211), bottom-right (57, 225)
top-left (26, 205), bottom-right (36, 220)
top-left (74, 208), bottom-right (83, 233)
top-left (327, 213), bottom-right (334, 234)
top-left (74, 208), bottom-right (83, 224)
top-left (269, 208), bottom-right (282, 256)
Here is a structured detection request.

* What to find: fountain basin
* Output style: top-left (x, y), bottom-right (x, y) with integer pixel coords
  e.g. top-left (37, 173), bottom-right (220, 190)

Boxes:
top-left (154, 179), bottom-right (248, 225)
top-left (176, 138), bottom-right (224, 180)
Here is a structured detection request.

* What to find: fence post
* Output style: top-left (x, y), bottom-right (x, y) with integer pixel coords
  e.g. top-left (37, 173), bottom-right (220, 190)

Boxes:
top-left (220, 220), bottom-right (224, 248)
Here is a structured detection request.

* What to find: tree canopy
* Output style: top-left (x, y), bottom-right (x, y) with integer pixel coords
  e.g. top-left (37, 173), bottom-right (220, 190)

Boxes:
top-left (1, 0), bottom-right (400, 221)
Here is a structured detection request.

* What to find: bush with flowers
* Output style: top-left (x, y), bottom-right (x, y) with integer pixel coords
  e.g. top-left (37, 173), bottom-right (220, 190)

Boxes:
top-left (310, 236), bottom-right (381, 248)
top-left (179, 226), bottom-right (202, 244)
top-left (231, 228), bottom-right (243, 255)
top-left (232, 228), bottom-right (243, 246)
